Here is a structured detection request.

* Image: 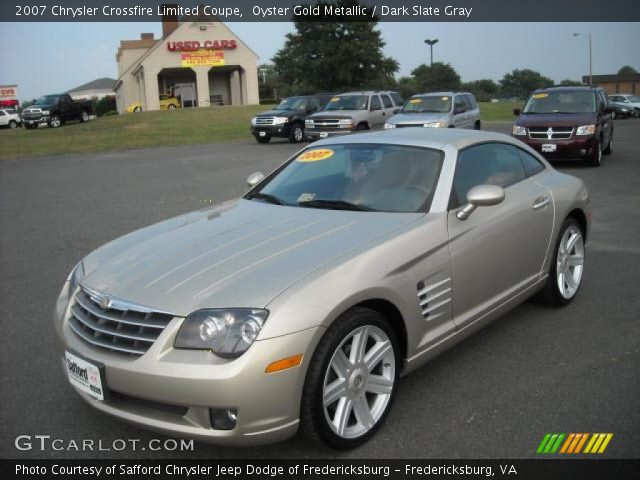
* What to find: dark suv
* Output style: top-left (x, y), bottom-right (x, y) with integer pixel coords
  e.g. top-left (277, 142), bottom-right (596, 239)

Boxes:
top-left (512, 86), bottom-right (613, 167)
top-left (250, 95), bottom-right (333, 144)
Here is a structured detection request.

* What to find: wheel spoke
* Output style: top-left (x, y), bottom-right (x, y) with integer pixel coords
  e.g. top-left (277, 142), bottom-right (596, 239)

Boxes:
top-left (333, 397), bottom-right (353, 436)
top-left (323, 378), bottom-right (347, 407)
top-left (565, 271), bottom-right (577, 290)
top-left (352, 395), bottom-right (375, 430)
top-left (364, 340), bottom-right (391, 372)
top-left (349, 327), bottom-right (369, 364)
top-left (331, 349), bottom-right (352, 378)
top-left (566, 232), bottom-right (580, 253)
top-left (366, 374), bottom-right (393, 395)
top-left (567, 254), bottom-right (584, 267)
top-left (558, 272), bottom-right (566, 294)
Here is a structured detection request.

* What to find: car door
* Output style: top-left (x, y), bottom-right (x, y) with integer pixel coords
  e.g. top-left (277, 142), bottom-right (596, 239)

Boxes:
top-left (368, 95), bottom-right (385, 127)
top-left (59, 95), bottom-right (73, 120)
top-left (597, 90), bottom-right (613, 147)
top-left (0, 111), bottom-right (6, 126)
top-left (452, 95), bottom-right (468, 128)
top-left (380, 93), bottom-right (398, 116)
top-left (447, 142), bottom-right (554, 329)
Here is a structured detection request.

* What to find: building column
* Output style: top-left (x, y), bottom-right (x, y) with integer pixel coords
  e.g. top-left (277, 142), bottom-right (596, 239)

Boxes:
top-left (230, 69), bottom-right (241, 106)
top-left (194, 67), bottom-right (211, 108)
top-left (143, 69), bottom-right (160, 111)
top-left (245, 59), bottom-right (260, 104)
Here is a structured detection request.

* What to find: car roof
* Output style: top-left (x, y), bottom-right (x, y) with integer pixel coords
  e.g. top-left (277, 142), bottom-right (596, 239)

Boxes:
top-left (338, 91), bottom-right (398, 96)
top-left (533, 86), bottom-right (599, 93)
top-left (311, 128), bottom-right (517, 151)
top-left (412, 92), bottom-right (472, 97)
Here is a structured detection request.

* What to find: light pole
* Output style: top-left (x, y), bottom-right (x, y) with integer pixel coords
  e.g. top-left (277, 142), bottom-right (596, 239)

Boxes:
top-left (573, 32), bottom-right (592, 85)
top-left (259, 68), bottom-right (267, 83)
top-left (424, 39), bottom-right (439, 68)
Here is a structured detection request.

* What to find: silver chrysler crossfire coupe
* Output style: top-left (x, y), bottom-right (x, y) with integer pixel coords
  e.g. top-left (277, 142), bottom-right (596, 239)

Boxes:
top-left (54, 128), bottom-right (589, 449)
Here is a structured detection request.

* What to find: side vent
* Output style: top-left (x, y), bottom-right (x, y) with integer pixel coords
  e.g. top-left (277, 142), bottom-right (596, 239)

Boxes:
top-left (416, 277), bottom-right (452, 321)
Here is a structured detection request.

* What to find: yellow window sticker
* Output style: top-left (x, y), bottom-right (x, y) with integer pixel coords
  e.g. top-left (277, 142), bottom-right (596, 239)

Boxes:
top-left (331, 97), bottom-right (340, 102)
top-left (533, 93), bottom-right (549, 99)
top-left (409, 98), bottom-right (422, 104)
top-left (297, 148), bottom-right (335, 162)
top-left (441, 96), bottom-right (449, 100)
top-left (298, 193), bottom-right (316, 202)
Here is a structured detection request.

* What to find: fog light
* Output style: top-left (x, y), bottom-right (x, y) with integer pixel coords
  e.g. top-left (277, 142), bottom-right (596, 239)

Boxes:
top-left (580, 149), bottom-right (586, 155)
top-left (210, 408), bottom-right (238, 430)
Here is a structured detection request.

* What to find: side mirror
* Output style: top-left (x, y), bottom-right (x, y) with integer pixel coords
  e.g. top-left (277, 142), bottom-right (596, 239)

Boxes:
top-left (513, 108), bottom-right (521, 116)
top-left (603, 106), bottom-right (613, 115)
top-left (456, 185), bottom-right (505, 220)
top-left (246, 171), bottom-right (265, 187)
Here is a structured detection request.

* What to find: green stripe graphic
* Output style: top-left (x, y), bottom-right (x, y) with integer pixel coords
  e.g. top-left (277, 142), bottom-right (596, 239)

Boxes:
top-left (544, 434), bottom-right (559, 453)
top-left (537, 434), bottom-right (552, 453)
top-left (550, 433), bottom-right (565, 453)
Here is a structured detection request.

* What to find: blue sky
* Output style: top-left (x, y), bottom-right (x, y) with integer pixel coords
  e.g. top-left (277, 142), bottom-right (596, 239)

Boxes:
top-left (0, 22), bottom-right (638, 101)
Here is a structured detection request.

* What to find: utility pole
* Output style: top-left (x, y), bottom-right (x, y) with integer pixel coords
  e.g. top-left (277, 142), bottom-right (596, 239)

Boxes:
top-left (424, 39), bottom-right (439, 67)
top-left (573, 32), bottom-right (592, 85)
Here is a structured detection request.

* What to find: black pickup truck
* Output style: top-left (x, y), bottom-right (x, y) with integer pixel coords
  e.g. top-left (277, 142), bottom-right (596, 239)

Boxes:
top-left (22, 93), bottom-right (93, 129)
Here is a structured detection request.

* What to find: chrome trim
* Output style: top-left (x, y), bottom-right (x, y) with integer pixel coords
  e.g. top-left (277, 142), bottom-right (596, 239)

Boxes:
top-left (528, 127), bottom-right (573, 140)
top-left (71, 305), bottom-right (157, 342)
top-left (417, 277), bottom-right (452, 321)
top-left (82, 285), bottom-right (175, 316)
top-left (254, 117), bottom-right (275, 125)
top-left (67, 319), bottom-right (148, 355)
top-left (74, 293), bottom-right (167, 329)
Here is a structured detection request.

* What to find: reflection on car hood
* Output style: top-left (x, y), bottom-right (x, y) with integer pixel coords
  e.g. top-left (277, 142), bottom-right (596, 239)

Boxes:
top-left (515, 112), bottom-right (596, 127)
top-left (256, 109), bottom-right (299, 117)
top-left (81, 199), bottom-right (422, 316)
top-left (310, 111), bottom-right (363, 118)
top-left (389, 112), bottom-right (449, 124)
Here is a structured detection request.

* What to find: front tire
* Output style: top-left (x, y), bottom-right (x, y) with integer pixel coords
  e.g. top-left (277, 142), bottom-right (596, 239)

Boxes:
top-left (537, 218), bottom-right (585, 307)
top-left (48, 115), bottom-right (62, 128)
top-left (79, 110), bottom-right (89, 122)
top-left (587, 139), bottom-right (602, 167)
top-left (603, 135), bottom-right (613, 155)
top-left (300, 307), bottom-right (399, 449)
top-left (9, 120), bottom-right (17, 129)
top-left (168, 104), bottom-right (177, 110)
top-left (289, 124), bottom-right (304, 143)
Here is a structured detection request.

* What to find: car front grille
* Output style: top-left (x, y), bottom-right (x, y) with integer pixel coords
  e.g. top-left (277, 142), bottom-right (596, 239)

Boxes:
top-left (396, 123), bottom-right (425, 128)
top-left (308, 118), bottom-right (342, 130)
top-left (416, 277), bottom-right (452, 321)
top-left (68, 287), bottom-right (174, 356)
top-left (528, 127), bottom-right (574, 140)
top-left (254, 117), bottom-right (275, 125)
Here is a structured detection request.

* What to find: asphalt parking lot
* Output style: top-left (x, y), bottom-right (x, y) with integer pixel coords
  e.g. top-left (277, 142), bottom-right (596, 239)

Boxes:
top-left (0, 121), bottom-right (638, 459)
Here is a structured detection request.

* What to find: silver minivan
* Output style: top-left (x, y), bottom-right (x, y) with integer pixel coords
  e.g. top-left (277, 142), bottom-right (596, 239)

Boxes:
top-left (385, 91), bottom-right (481, 130)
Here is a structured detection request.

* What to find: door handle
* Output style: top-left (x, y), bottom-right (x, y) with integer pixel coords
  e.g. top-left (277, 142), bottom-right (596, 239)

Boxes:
top-left (533, 196), bottom-right (550, 210)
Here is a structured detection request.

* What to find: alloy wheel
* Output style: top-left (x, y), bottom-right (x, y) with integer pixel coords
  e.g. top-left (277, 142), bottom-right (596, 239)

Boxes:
top-left (556, 225), bottom-right (584, 299)
top-left (323, 325), bottom-right (395, 439)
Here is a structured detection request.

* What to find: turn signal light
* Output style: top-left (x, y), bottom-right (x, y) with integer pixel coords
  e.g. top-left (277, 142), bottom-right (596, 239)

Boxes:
top-left (265, 354), bottom-right (303, 373)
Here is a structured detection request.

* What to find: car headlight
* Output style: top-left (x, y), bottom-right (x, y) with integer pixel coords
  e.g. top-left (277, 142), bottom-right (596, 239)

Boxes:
top-left (338, 118), bottom-right (353, 128)
top-left (424, 121), bottom-right (446, 128)
top-left (620, 108), bottom-right (628, 112)
top-left (384, 122), bottom-right (395, 129)
top-left (42, 110), bottom-right (50, 115)
top-left (273, 117), bottom-right (288, 125)
top-left (67, 261), bottom-right (85, 298)
top-left (175, 309), bottom-right (269, 358)
top-left (512, 125), bottom-right (527, 136)
top-left (576, 124), bottom-right (596, 135)
top-left (305, 119), bottom-right (314, 127)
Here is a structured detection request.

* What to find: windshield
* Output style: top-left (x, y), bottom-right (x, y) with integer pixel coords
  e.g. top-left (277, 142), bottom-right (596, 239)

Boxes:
top-left (523, 91), bottom-right (596, 114)
top-left (628, 95), bottom-right (640, 102)
top-left (402, 96), bottom-right (451, 113)
top-left (275, 97), bottom-right (307, 111)
top-left (247, 144), bottom-right (443, 213)
top-left (324, 95), bottom-right (368, 111)
top-left (34, 95), bottom-right (60, 105)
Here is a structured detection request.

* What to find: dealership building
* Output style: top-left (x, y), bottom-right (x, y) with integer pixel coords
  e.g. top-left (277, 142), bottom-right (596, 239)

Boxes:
top-left (114, 11), bottom-right (259, 113)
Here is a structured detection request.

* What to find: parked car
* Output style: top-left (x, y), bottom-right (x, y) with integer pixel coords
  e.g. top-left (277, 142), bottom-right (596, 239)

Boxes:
top-left (127, 94), bottom-right (181, 113)
top-left (512, 86), bottom-right (613, 167)
top-left (22, 93), bottom-right (93, 129)
top-left (385, 92), bottom-right (481, 130)
top-left (0, 109), bottom-right (21, 129)
top-left (305, 91), bottom-right (403, 140)
top-left (54, 128), bottom-right (589, 449)
top-left (607, 94), bottom-right (640, 118)
top-left (607, 99), bottom-right (633, 119)
top-left (250, 95), bottom-right (333, 144)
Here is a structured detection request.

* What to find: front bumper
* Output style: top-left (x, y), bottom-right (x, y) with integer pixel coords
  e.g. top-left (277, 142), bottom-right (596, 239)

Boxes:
top-left (514, 135), bottom-right (597, 159)
top-left (53, 288), bottom-right (324, 446)
top-left (251, 125), bottom-right (292, 138)
top-left (305, 128), bottom-right (354, 139)
top-left (22, 116), bottom-right (49, 126)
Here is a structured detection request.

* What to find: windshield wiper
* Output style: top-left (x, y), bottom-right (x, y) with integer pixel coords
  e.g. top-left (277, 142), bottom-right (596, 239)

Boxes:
top-left (298, 199), bottom-right (374, 211)
top-left (246, 192), bottom-right (284, 205)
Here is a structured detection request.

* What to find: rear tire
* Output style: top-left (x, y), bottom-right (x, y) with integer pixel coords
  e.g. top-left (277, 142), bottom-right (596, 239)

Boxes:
top-left (134, 106), bottom-right (142, 113)
top-left (300, 307), bottom-right (399, 450)
top-left (474, 121), bottom-right (481, 130)
top-left (536, 218), bottom-right (585, 307)
top-left (168, 104), bottom-right (177, 109)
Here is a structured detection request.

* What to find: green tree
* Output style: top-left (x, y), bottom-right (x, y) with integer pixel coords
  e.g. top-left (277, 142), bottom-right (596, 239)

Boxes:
top-left (20, 98), bottom-right (37, 111)
top-left (618, 65), bottom-right (638, 75)
top-left (559, 79), bottom-right (582, 86)
top-left (411, 62), bottom-right (461, 92)
top-left (396, 76), bottom-right (420, 100)
top-left (272, 0), bottom-right (398, 92)
top-left (499, 69), bottom-right (553, 99)
top-left (461, 79), bottom-right (498, 101)
top-left (257, 64), bottom-right (287, 101)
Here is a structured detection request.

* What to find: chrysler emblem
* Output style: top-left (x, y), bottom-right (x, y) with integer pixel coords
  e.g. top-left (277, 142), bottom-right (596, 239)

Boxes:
top-left (99, 296), bottom-right (111, 310)
top-left (546, 127), bottom-right (554, 140)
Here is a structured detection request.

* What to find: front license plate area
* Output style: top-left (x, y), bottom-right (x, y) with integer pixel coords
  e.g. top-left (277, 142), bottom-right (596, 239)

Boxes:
top-left (65, 351), bottom-right (104, 400)
top-left (319, 132), bottom-right (329, 138)
top-left (259, 131), bottom-right (266, 137)
top-left (542, 143), bottom-right (557, 153)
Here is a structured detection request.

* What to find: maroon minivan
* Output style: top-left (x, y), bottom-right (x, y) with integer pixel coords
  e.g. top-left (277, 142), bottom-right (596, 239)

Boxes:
top-left (512, 86), bottom-right (614, 167)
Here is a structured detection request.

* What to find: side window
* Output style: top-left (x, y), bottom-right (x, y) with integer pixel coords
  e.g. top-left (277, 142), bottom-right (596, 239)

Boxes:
top-left (597, 91), bottom-right (607, 111)
top-left (307, 98), bottom-right (320, 112)
top-left (389, 92), bottom-right (404, 106)
top-left (517, 148), bottom-right (545, 177)
top-left (461, 95), bottom-right (473, 110)
top-left (451, 143), bottom-right (526, 208)
top-left (466, 94), bottom-right (478, 110)
top-left (381, 94), bottom-right (393, 109)
top-left (0, 111), bottom-right (5, 116)
top-left (370, 95), bottom-right (382, 110)
top-left (454, 96), bottom-right (466, 113)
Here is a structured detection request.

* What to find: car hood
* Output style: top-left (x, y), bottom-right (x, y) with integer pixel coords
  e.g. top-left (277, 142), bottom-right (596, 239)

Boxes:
top-left (309, 110), bottom-right (365, 119)
top-left (81, 199), bottom-right (422, 316)
top-left (515, 112), bottom-right (596, 127)
top-left (256, 109), bottom-right (300, 117)
top-left (26, 103), bottom-right (54, 110)
top-left (388, 112), bottom-right (449, 124)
